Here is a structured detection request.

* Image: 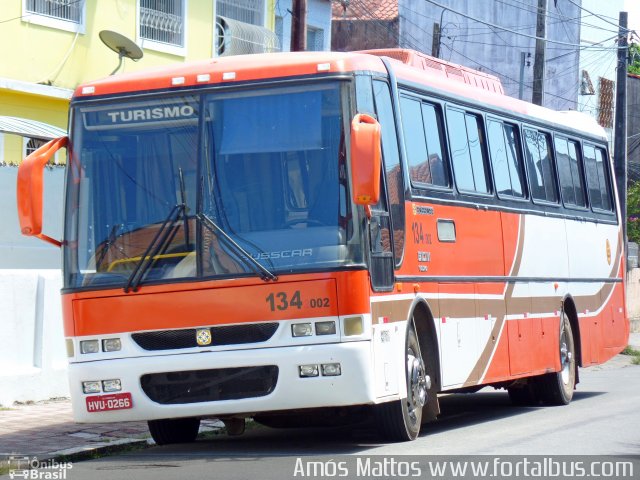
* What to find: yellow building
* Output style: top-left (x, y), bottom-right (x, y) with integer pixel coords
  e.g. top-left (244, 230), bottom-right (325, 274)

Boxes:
top-left (0, 0), bottom-right (284, 165)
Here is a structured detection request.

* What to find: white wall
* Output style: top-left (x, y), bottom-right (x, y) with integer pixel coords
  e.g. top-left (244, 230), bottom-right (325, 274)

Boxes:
top-left (0, 270), bottom-right (68, 406)
top-left (399, 0), bottom-right (582, 111)
top-left (0, 166), bottom-right (64, 269)
top-left (0, 166), bottom-right (68, 405)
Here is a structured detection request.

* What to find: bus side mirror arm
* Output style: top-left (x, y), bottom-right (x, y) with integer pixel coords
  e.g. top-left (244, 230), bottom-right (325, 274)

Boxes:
top-left (350, 114), bottom-right (381, 207)
top-left (17, 136), bottom-right (68, 248)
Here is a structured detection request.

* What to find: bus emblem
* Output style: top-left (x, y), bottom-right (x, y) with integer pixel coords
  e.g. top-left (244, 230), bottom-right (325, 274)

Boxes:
top-left (196, 328), bottom-right (212, 346)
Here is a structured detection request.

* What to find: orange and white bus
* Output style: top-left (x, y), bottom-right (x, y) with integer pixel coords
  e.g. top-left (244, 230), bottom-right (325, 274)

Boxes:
top-left (17, 48), bottom-right (629, 443)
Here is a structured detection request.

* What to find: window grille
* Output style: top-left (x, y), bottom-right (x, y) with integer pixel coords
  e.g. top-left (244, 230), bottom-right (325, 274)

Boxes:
top-left (306, 26), bottom-right (324, 51)
top-left (217, 0), bottom-right (264, 26)
top-left (26, 138), bottom-right (46, 157)
top-left (26, 0), bottom-right (83, 23)
top-left (140, 0), bottom-right (184, 47)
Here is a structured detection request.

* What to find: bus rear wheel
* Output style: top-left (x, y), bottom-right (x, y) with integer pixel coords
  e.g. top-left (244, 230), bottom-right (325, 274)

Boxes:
top-left (375, 327), bottom-right (427, 441)
top-left (535, 314), bottom-right (576, 405)
top-left (148, 417), bottom-right (200, 445)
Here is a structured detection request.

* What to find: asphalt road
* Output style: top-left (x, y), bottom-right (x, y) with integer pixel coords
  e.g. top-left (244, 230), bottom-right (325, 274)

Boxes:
top-left (64, 357), bottom-right (640, 479)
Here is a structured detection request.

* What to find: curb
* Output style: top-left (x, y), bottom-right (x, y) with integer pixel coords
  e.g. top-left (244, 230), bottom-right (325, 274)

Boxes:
top-left (41, 437), bottom-right (152, 463)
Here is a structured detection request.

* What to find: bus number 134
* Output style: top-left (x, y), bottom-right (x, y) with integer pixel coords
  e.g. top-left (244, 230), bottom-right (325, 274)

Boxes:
top-left (265, 291), bottom-right (329, 311)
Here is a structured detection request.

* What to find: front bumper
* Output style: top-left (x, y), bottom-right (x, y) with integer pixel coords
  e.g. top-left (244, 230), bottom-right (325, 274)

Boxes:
top-left (68, 340), bottom-right (375, 423)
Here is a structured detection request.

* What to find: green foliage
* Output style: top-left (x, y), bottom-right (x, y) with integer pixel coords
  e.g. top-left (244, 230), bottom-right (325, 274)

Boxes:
top-left (622, 345), bottom-right (640, 365)
top-left (628, 181), bottom-right (640, 245)
top-left (629, 43), bottom-right (640, 75)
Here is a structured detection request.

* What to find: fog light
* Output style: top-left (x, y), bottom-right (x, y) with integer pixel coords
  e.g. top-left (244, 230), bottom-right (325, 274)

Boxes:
top-left (343, 316), bottom-right (364, 336)
top-left (299, 364), bottom-right (319, 377)
top-left (321, 363), bottom-right (342, 376)
top-left (82, 381), bottom-right (101, 394)
top-left (102, 379), bottom-right (122, 392)
top-left (102, 338), bottom-right (122, 352)
top-left (315, 321), bottom-right (336, 335)
top-left (80, 340), bottom-right (100, 354)
top-left (292, 323), bottom-right (313, 337)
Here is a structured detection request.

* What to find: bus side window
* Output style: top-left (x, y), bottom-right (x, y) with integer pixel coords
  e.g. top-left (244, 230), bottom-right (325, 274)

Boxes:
top-left (399, 95), bottom-right (449, 189)
top-left (524, 129), bottom-right (558, 203)
top-left (568, 139), bottom-right (586, 207)
top-left (555, 136), bottom-right (586, 208)
top-left (594, 148), bottom-right (613, 211)
top-left (584, 144), bottom-right (614, 212)
top-left (373, 80), bottom-right (405, 267)
top-left (421, 103), bottom-right (449, 188)
top-left (446, 108), bottom-right (490, 194)
top-left (487, 120), bottom-right (525, 198)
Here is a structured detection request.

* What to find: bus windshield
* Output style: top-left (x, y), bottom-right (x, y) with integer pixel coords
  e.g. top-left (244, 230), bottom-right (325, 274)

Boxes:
top-left (64, 81), bottom-right (362, 289)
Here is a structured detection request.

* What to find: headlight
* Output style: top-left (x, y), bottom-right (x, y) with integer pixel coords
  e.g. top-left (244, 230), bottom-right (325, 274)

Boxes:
top-left (291, 323), bottom-right (313, 337)
top-left (321, 363), bottom-right (342, 376)
top-left (315, 321), bottom-right (336, 335)
top-left (299, 364), bottom-right (319, 377)
top-left (102, 338), bottom-right (122, 352)
top-left (102, 379), bottom-right (122, 392)
top-left (80, 340), bottom-right (100, 354)
top-left (82, 381), bottom-right (101, 394)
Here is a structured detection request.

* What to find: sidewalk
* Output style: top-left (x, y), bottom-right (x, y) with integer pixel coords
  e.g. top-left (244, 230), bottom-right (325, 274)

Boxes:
top-left (0, 399), bottom-right (149, 460)
top-left (0, 399), bottom-right (223, 461)
top-left (1, 334), bottom-right (639, 462)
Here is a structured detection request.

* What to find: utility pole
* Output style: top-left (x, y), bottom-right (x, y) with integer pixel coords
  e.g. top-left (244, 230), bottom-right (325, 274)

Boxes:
top-left (432, 22), bottom-right (441, 58)
top-left (519, 52), bottom-right (526, 100)
top-left (532, 0), bottom-right (547, 106)
top-left (614, 11), bottom-right (628, 253)
top-left (290, 0), bottom-right (307, 52)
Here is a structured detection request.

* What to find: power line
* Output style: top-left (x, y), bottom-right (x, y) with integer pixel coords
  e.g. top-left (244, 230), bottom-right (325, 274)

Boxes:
top-left (422, 0), bottom-right (628, 49)
top-left (565, 0), bottom-right (631, 33)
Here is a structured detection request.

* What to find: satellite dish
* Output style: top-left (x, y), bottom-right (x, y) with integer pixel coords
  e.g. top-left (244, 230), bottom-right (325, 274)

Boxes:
top-left (99, 30), bottom-right (143, 75)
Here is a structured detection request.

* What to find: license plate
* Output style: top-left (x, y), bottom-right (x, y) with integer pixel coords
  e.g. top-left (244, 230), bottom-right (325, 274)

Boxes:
top-left (86, 392), bottom-right (133, 412)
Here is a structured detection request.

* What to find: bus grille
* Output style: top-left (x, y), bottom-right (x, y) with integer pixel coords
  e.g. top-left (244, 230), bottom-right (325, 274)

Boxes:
top-left (131, 323), bottom-right (279, 350)
top-left (141, 366), bottom-right (278, 404)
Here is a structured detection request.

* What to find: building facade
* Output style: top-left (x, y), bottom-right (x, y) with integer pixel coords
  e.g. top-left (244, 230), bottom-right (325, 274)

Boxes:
top-left (332, 0), bottom-right (583, 111)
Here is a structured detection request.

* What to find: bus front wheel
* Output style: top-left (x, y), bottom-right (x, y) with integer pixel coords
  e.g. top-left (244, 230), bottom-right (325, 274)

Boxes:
top-left (375, 327), bottom-right (426, 441)
top-left (148, 417), bottom-right (200, 445)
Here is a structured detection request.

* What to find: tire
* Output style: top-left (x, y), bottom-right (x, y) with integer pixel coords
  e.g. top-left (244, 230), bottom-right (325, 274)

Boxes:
top-left (148, 417), bottom-right (200, 445)
top-left (375, 327), bottom-right (427, 441)
top-left (535, 314), bottom-right (576, 406)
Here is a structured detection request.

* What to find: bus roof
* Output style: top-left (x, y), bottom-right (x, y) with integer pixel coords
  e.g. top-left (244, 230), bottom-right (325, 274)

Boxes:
top-left (73, 51), bottom-right (387, 98)
top-left (74, 49), bottom-right (606, 141)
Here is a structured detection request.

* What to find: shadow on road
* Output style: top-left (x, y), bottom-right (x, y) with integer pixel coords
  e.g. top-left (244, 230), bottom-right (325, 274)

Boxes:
top-left (88, 388), bottom-right (607, 462)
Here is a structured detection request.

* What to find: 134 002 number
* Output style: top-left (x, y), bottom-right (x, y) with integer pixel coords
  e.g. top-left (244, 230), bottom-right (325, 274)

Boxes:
top-left (265, 291), bottom-right (331, 311)
top-left (266, 291), bottom-right (303, 312)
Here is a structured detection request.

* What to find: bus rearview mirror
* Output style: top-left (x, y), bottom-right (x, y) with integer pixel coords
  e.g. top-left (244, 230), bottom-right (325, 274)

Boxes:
top-left (17, 136), bottom-right (68, 247)
top-left (350, 113), bottom-right (381, 206)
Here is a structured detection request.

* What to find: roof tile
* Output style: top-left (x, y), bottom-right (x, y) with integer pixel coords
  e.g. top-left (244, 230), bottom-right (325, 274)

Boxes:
top-left (332, 0), bottom-right (399, 21)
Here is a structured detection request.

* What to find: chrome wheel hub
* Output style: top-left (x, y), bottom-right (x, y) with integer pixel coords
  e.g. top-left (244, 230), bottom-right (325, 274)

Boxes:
top-left (407, 354), bottom-right (428, 412)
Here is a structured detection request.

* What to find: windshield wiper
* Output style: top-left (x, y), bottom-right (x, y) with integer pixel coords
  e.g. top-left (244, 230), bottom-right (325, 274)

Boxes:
top-left (197, 212), bottom-right (278, 282)
top-left (124, 204), bottom-right (185, 293)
